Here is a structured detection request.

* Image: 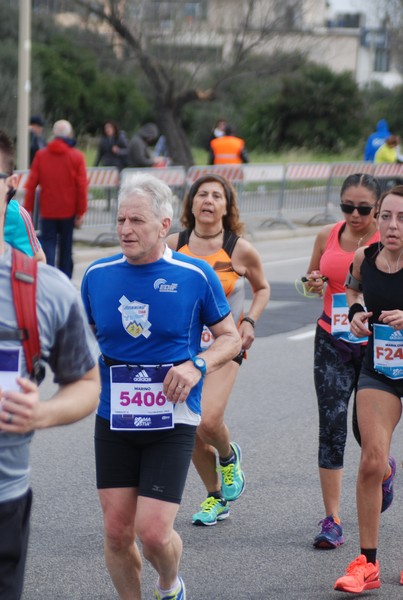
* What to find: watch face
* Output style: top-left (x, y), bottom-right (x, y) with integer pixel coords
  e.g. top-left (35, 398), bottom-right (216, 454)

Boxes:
top-left (193, 356), bottom-right (206, 375)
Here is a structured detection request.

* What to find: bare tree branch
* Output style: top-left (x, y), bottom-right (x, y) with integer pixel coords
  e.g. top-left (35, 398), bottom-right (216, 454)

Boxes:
top-left (70, 0), bottom-right (303, 166)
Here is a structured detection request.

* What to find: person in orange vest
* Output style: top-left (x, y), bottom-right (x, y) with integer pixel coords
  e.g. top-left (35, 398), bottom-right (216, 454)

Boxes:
top-left (208, 124), bottom-right (249, 165)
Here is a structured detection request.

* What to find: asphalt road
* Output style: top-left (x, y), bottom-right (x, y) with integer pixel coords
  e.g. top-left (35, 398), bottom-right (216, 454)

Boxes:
top-left (21, 231), bottom-right (403, 599)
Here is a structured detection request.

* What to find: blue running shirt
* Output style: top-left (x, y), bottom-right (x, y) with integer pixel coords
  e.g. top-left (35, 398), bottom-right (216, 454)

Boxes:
top-left (81, 246), bottom-right (230, 421)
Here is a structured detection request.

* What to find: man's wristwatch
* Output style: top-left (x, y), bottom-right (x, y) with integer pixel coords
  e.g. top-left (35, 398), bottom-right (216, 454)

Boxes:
top-left (191, 356), bottom-right (207, 378)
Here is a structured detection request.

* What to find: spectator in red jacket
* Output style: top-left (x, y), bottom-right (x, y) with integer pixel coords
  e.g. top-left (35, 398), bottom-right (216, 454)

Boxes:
top-left (24, 120), bottom-right (88, 278)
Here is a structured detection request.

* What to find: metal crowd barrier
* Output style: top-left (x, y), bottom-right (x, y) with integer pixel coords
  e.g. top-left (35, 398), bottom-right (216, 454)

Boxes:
top-left (14, 162), bottom-right (403, 241)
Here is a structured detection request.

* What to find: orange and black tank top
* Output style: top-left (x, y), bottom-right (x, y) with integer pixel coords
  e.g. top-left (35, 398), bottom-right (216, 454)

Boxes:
top-left (176, 229), bottom-right (245, 325)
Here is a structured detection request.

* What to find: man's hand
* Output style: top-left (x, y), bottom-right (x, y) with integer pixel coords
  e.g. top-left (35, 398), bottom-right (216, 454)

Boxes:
top-left (74, 215), bottom-right (84, 229)
top-left (163, 361), bottom-right (202, 403)
top-left (0, 377), bottom-right (40, 434)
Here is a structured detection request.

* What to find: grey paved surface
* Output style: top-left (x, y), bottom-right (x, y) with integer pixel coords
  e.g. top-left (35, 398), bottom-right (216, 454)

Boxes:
top-left (21, 227), bottom-right (403, 599)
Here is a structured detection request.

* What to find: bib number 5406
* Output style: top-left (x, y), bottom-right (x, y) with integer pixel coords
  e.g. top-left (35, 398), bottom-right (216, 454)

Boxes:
top-left (120, 391), bottom-right (166, 407)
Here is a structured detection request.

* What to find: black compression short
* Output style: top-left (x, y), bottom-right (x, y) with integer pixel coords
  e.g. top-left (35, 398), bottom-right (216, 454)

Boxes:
top-left (94, 415), bottom-right (196, 504)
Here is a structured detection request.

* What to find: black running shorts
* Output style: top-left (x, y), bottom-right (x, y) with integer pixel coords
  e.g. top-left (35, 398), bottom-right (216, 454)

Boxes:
top-left (0, 488), bottom-right (32, 600)
top-left (94, 415), bottom-right (196, 504)
top-left (358, 365), bottom-right (403, 399)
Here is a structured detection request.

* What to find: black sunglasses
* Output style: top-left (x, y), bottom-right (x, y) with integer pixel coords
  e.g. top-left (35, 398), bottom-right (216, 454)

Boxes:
top-left (340, 203), bottom-right (375, 216)
top-left (0, 172), bottom-right (10, 180)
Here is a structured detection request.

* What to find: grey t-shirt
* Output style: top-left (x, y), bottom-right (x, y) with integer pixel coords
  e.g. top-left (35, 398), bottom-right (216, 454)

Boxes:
top-left (0, 245), bottom-right (98, 502)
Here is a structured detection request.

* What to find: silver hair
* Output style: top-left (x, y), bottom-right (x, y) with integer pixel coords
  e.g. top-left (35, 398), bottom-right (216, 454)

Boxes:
top-left (53, 119), bottom-right (73, 138)
top-left (118, 173), bottom-right (174, 220)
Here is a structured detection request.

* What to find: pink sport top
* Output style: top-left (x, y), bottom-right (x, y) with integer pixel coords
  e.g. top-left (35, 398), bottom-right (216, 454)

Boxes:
top-left (318, 221), bottom-right (380, 334)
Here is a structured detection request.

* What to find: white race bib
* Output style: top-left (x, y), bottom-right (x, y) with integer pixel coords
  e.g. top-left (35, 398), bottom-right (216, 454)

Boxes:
top-left (373, 324), bottom-right (403, 380)
top-left (200, 325), bottom-right (214, 350)
top-left (0, 348), bottom-right (21, 392)
top-left (331, 293), bottom-right (367, 344)
top-left (110, 364), bottom-right (174, 430)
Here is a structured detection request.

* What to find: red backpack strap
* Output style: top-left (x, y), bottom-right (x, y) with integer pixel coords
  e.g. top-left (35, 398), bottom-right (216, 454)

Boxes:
top-left (11, 247), bottom-right (43, 383)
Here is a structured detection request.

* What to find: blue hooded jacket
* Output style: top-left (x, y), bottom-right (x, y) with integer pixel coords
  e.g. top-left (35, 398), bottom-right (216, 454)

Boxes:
top-left (364, 119), bottom-right (390, 162)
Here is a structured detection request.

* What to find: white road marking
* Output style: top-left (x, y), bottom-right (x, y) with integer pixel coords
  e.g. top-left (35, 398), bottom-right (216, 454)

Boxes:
top-left (288, 329), bottom-right (316, 340)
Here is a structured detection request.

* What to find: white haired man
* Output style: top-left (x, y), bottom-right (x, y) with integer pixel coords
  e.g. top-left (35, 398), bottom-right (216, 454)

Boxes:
top-left (24, 119), bottom-right (88, 278)
top-left (81, 174), bottom-right (241, 599)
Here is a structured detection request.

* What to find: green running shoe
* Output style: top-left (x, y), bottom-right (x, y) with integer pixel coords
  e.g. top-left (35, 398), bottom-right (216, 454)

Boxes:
top-left (219, 442), bottom-right (245, 502)
top-left (192, 496), bottom-right (230, 526)
top-left (155, 576), bottom-right (186, 599)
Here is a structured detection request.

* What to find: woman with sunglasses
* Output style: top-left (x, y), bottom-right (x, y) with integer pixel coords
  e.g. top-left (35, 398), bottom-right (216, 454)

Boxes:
top-left (334, 185), bottom-right (403, 593)
top-left (305, 173), bottom-right (385, 550)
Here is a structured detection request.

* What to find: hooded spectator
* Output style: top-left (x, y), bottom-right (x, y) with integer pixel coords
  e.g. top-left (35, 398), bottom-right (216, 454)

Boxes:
top-left (364, 119), bottom-right (391, 162)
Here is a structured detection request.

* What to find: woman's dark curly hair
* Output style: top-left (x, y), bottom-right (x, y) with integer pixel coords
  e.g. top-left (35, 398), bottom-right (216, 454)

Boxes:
top-left (180, 174), bottom-right (245, 235)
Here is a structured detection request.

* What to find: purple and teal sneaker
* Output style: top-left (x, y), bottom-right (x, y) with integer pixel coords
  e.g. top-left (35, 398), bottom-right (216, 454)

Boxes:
top-left (313, 515), bottom-right (344, 549)
top-left (381, 456), bottom-right (396, 513)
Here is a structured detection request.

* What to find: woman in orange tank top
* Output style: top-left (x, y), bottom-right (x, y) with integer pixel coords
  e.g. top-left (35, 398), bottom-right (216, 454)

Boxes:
top-left (167, 174), bottom-right (270, 526)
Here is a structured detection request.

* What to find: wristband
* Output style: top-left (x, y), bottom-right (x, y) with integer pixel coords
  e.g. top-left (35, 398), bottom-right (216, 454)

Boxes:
top-left (241, 316), bottom-right (255, 328)
top-left (348, 303), bottom-right (365, 323)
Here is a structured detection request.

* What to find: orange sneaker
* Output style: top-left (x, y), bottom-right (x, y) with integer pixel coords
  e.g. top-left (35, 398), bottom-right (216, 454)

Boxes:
top-left (334, 555), bottom-right (380, 593)
top-left (400, 570), bottom-right (403, 585)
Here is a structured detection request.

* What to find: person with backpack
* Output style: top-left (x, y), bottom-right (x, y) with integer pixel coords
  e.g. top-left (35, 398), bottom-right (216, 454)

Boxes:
top-left (0, 129), bottom-right (100, 600)
top-left (5, 197), bottom-right (45, 262)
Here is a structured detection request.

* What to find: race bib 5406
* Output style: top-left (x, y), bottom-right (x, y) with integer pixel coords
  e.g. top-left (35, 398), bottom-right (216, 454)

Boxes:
top-left (110, 364), bottom-right (174, 430)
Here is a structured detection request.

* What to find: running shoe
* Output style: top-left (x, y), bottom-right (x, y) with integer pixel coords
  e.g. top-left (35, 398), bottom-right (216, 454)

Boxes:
top-left (219, 442), bottom-right (245, 502)
top-left (400, 570), bottom-right (403, 585)
top-left (192, 496), bottom-right (230, 526)
top-left (381, 456), bottom-right (396, 513)
top-left (313, 515), bottom-right (344, 549)
top-left (155, 576), bottom-right (186, 600)
top-left (334, 555), bottom-right (380, 593)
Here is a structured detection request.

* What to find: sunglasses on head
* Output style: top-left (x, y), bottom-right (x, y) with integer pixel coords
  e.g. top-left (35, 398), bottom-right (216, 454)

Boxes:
top-left (340, 203), bottom-right (375, 216)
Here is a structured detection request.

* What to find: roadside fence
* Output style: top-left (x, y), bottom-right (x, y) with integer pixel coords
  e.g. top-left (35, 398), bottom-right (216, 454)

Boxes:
top-left (14, 162), bottom-right (403, 243)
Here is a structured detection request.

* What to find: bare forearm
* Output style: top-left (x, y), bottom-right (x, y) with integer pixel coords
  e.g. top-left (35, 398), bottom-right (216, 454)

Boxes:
top-left (247, 287), bottom-right (270, 321)
top-left (0, 367), bottom-right (100, 434)
top-left (35, 367), bottom-right (100, 429)
top-left (346, 287), bottom-right (364, 307)
top-left (201, 330), bottom-right (241, 374)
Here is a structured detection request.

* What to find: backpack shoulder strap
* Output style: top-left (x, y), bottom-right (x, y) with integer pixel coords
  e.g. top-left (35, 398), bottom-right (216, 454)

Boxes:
top-left (11, 248), bottom-right (43, 383)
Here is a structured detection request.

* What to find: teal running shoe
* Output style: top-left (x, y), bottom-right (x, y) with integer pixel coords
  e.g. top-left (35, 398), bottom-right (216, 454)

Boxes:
top-left (192, 496), bottom-right (230, 526)
top-left (155, 576), bottom-right (186, 600)
top-left (219, 442), bottom-right (245, 502)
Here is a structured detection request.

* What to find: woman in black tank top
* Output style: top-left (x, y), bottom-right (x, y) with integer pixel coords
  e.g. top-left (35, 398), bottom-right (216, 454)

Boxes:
top-left (334, 186), bottom-right (403, 592)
